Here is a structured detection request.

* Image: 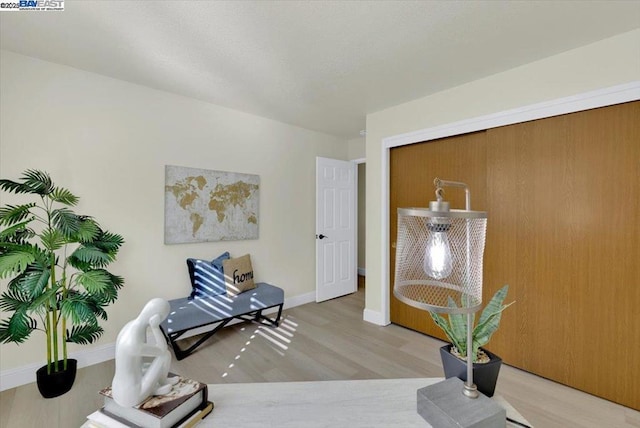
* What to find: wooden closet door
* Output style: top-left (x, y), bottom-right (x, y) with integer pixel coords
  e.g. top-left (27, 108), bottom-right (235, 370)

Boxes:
top-left (389, 101), bottom-right (639, 410)
top-left (484, 101), bottom-right (640, 410)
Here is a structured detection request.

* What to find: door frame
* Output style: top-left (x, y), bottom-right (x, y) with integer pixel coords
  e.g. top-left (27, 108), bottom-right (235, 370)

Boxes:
top-left (376, 81), bottom-right (640, 326)
top-left (352, 157), bottom-right (366, 279)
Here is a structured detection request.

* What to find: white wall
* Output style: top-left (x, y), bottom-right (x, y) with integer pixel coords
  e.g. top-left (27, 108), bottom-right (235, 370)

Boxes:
top-left (363, 29), bottom-right (640, 321)
top-left (0, 51), bottom-right (347, 374)
top-left (347, 136), bottom-right (365, 160)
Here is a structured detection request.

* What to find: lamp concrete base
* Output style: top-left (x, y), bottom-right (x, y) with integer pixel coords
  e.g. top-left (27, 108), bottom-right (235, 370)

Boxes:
top-left (417, 377), bottom-right (506, 428)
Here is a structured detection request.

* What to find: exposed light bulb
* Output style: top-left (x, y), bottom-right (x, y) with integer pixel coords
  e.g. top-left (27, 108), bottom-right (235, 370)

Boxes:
top-left (423, 231), bottom-right (453, 279)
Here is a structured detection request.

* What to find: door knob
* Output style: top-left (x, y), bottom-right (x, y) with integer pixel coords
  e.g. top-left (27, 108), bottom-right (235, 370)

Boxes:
top-left (317, 234), bottom-right (328, 239)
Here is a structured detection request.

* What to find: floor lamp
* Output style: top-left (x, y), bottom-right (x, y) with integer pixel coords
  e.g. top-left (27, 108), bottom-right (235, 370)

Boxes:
top-left (394, 178), bottom-right (505, 427)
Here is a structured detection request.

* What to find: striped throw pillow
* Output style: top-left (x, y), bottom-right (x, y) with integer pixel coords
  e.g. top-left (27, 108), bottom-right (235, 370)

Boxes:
top-left (187, 252), bottom-right (230, 298)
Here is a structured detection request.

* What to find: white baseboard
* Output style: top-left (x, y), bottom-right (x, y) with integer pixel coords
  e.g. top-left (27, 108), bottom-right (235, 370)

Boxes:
top-left (0, 290), bottom-right (317, 392)
top-left (0, 342), bottom-right (116, 392)
top-left (363, 308), bottom-right (389, 326)
top-left (357, 267), bottom-right (366, 276)
top-left (283, 290), bottom-right (316, 309)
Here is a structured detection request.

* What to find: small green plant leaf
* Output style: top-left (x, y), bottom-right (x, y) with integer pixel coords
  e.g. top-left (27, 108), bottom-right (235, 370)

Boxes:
top-left (446, 296), bottom-right (467, 354)
top-left (478, 285), bottom-right (509, 327)
top-left (430, 311), bottom-right (464, 352)
top-left (472, 300), bottom-right (515, 348)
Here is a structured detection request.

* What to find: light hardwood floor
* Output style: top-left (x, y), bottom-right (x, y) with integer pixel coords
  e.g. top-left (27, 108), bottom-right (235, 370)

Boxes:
top-left (1, 279), bottom-right (638, 428)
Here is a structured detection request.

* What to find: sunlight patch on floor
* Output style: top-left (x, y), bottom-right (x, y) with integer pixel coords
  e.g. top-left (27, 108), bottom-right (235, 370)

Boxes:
top-left (221, 315), bottom-right (298, 378)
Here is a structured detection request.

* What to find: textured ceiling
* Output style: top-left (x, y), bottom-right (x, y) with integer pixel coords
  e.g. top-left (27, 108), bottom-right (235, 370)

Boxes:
top-left (1, 1), bottom-right (639, 138)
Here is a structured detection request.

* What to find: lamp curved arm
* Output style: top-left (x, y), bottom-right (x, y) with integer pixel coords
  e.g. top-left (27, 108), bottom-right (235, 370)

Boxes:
top-left (433, 178), bottom-right (471, 210)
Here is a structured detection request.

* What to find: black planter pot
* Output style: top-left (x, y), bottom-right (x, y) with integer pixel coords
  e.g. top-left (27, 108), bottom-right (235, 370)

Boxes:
top-left (36, 359), bottom-right (77, 399)
top-left (439, 345), bottom-right (502, 397)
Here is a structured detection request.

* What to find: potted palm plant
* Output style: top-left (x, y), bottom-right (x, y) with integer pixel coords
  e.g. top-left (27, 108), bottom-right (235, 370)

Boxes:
top-left (0, 170), bottom-right (124, 398)
top-left (430, 284), bottom-right (513, 397)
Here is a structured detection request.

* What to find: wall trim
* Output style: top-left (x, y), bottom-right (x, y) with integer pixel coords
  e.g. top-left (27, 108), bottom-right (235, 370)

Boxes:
top-left (0, 290), bottom-right (317, 392)
top-left (379, 81), bottom-right (640, 327)
top-left (363, 308), bottom-right (389, 326)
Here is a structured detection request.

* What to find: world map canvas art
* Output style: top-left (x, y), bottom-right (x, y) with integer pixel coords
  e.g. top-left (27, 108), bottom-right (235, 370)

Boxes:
top-left (164, 165), bottom-right (259, 244)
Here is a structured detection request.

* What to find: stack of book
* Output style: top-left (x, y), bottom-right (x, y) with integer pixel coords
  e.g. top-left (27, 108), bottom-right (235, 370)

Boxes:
top-left (82, 375), bottom-right (213, 428)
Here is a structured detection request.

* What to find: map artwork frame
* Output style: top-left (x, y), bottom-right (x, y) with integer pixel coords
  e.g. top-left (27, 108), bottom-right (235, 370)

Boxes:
top-left (164, 165), bottom-right (259, 244)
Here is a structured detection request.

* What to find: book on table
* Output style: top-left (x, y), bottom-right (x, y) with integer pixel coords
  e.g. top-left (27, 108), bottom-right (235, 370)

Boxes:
top-left (83, 401), bottom-right (213, 428)
top-left (92, 374), bottom-right (212, 428)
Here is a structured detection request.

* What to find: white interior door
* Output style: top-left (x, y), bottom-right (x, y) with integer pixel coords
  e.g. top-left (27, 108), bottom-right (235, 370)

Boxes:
top-left (316, 157), bottom-right (357, 302)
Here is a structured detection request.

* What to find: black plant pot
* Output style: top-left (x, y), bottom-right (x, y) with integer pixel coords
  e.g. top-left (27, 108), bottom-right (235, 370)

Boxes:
top-left (439, 345), bottom-right (502, 397)
top-left (36, 359), bottom-right (77, 399)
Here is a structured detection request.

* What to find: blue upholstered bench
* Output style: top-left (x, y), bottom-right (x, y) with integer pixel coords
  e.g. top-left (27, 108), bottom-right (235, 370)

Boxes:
top-left (159, 255), bottom-right (284, 360)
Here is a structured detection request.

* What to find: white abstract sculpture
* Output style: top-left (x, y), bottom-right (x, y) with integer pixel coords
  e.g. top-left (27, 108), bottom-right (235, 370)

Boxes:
top-left (112, 298), bottom-right (179, 407)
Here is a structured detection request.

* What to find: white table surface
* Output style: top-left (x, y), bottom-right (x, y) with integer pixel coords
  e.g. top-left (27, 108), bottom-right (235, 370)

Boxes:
top-left (203, 378), bottom-right (532, 428)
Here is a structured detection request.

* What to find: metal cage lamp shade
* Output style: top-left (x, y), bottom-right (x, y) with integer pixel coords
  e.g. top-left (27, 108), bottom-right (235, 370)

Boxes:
top-left (394, 178), bottom-right (487, 399)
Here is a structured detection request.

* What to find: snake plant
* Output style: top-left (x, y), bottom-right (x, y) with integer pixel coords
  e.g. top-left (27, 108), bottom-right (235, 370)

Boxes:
top-left (0, 170), bottom-right (124, 374)
top-left (430, 284), bottom-right (513, 363)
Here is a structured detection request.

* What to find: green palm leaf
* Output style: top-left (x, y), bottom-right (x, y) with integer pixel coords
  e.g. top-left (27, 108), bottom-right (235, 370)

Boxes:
top-left (0, 221), bottom-right (35, 241)
top-left (51, 208), bottom-right (80, 237)
top-left (74, 217), bottom-right (99, 242)
top-left (7, 264), bottom-right (50, 300)
top-left (60, 294), bottom-right (97, 324)
top-left (40, 228), bottom-right (66, 251)
top-left (20, 170), bottom-right (55, 195)
top-left (0, 309), bottom-right (36, 344)
top-left (49, 187), bottom-right (79, 206)
top-left (91, 230), bottom-right (124, 254)
top-left (0, 288), bottom-right (31, 312)
top-left (93, 305), bottom-right (109, 321)
top-left (66, 323), bottom-right (104, 344)
top-left (0, 204), bottom-right (36, 226)
top-left (29, 286), bottom-right (60, 315)
top-left (0, 179), bottom-right (29, 194)
top-left (75, 269), bottom-right (111, 294)
top-left (106, 272), bottom-right (124, 290)
top-left (69, 246), bottom-right (114, 268)
top-left (0, 249), bottom-right (36, 278)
